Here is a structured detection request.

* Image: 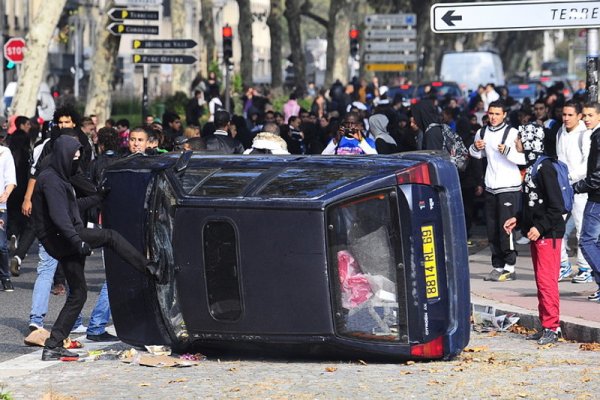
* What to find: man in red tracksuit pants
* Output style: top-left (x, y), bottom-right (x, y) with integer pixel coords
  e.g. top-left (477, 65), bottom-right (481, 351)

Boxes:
top-left (504, 123), bottom-right (566, 345)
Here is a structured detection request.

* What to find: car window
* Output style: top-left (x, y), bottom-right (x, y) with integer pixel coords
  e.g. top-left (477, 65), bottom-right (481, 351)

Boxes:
top-left (258, 168), bottom-right (370, 198)
top-left (188, 169), bottom-right (267, 197)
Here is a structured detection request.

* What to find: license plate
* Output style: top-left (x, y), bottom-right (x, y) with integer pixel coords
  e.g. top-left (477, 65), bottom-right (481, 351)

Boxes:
top-left (421, 225), bottom-right (439, 299)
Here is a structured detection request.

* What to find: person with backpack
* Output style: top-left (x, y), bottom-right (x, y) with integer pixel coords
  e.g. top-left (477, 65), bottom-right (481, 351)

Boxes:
top-left (503, 123), bottom-right (566, 345)
top-left (470, 100), bottom-right (525, 282)
top-left (573, 103), bottom-right (600, 303)
top-left (555, 101), bottom-right (592, 283)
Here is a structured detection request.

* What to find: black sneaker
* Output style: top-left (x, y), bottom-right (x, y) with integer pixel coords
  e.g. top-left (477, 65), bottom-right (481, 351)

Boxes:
top-left (86, 332), bottom-right (119, 342)
top-left (41, 346), bottom-right (79, 361)
top-left (10, 256), bottom-right (21, 277)
top-left (484, 269), bottom-right (516, 282)
top-left (2, 279), bottom-right (14, 292)
top-left (537, 328), bottom-right (559, 345)
top-left (525, 330), bottom-right (543, 341)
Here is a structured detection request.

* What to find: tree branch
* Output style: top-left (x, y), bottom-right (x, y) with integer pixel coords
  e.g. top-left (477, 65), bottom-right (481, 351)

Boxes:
top-left (300, 1), bottom-right (328, 27)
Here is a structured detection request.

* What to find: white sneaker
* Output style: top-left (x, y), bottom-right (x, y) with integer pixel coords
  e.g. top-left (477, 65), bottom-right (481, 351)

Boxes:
top-left (516, 237), bottom-right (530, 245)
top-left (70, 325), bottom-right (87, 334)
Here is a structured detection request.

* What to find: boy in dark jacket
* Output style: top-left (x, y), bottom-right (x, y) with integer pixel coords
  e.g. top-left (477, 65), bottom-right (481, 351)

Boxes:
top-left (32, 136), bottom-right (160, 361)
top-left (503, 123), bottom-right (566, 345)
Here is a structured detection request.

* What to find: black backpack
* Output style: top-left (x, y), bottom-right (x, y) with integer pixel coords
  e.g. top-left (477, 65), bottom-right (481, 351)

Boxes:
top-left (427, 123), bottom-right (469, 172)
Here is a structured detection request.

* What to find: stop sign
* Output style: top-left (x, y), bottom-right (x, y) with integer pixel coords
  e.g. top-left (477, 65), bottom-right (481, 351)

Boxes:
top-left (4, 38), bottom-right (26, 63)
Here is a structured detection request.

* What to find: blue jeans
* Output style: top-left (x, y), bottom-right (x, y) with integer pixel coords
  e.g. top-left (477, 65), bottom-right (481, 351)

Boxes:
top-left (0, 211), bottom-right (8, 280)
top-left (579, 201), bottom-right (600, 285)
top-left (86, 281), bottom-right (110, 335)
top-left (29, 244), bottom-right (58, 327)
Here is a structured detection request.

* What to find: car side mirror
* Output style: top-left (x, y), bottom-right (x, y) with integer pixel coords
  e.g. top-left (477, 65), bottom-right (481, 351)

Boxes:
top-left (174, 150), bottom-right (193, 173)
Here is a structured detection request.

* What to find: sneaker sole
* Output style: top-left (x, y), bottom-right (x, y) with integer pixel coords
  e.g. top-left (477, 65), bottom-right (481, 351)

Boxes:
top-left (572, 278), bottom-right (593, 284)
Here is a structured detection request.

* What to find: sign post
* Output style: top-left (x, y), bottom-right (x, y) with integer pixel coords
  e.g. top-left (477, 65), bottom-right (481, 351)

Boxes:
top-left (363, 13), bottom-right (417, 73)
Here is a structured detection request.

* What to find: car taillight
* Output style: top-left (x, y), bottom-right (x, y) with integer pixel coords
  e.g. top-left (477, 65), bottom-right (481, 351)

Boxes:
top-left (518, 84), bottom-right (530, 89)
top-left (396, 162), bottom-right (431, 185)
top-left (431, 81), bottom-right (443, 87)
top-left (401, 84), bottom-right (410, 89)
top-left (410, 336), bottom-right (444, 358)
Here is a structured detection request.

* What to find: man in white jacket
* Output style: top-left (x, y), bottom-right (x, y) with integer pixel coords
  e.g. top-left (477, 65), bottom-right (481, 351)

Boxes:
top-left (0, 146), bottom-right (16, 291)
top-left (470, 100), bottom-right (525, 281)
top-left (556, 101), bottom-right (592, 282)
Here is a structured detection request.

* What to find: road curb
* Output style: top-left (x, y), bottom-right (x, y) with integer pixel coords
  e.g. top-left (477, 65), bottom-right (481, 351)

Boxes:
top-left (471, 295), bottom-right (600, 343)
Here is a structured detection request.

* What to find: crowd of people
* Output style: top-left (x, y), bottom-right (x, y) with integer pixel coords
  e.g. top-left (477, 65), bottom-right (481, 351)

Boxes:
top-left (0, 73), bottom-right (598, 357)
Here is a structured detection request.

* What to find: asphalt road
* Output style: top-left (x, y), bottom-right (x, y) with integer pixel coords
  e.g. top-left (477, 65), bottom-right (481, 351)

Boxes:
top-left (0, 243), bottom-right (104, 362)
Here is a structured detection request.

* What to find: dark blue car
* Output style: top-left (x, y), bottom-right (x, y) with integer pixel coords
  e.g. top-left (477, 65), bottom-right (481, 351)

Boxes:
top-left (101, 152), bottom-right (470, 361)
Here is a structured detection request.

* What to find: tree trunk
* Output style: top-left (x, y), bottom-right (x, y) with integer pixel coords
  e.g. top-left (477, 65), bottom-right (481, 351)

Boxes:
top-left (84, 1), bottom-right (121, 124)
top-left (325, 0), bottom-right (350, 87)
top-left (236, 0), bottom-right (254, 85)
top-left (284, 0), bottom-right (306, 93)
top-left (11, 0), bottom-right (67, 117)
top-left (267, 0), bottom-right (283, 91)
top-left (171, 0), bottom-right (189, 95)
top-left (199, 0), bottom-right (215, 76)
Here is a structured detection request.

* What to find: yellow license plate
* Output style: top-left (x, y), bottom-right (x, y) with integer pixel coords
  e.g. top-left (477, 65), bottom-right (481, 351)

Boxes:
top-left (421, 225), bottom-right (439, 299)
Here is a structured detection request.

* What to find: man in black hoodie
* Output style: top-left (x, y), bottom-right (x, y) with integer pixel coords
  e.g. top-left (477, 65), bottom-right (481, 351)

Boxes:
top-left (503, 123), bottom-right (565, 345)
top-left (32, 136), bottom-right (160, 361)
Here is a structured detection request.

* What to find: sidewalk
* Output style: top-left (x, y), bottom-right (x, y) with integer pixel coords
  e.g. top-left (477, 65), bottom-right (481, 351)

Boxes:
top-left (469, 238), bottom-right (600, 343)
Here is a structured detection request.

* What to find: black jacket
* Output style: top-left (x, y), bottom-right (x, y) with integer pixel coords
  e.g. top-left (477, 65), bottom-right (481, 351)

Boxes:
top-left (32, 136), bottom-right (101, 258)
top-left (200, 132), bottom-right (245, 154)
top-left (574, 126), bottom-right (600, 203)
top-left (520, 159), bottom-right (566, 239)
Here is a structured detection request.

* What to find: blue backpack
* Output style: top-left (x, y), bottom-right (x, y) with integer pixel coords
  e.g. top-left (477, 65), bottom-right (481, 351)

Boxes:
top-left (531, 155), bottom-right (574, 213)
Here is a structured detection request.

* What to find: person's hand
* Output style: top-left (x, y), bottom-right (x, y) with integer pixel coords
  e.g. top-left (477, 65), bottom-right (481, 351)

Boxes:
top-left (475, 186), bottom-right (484, 196)
top-left (21, 199), bottom-right (32, 217)
top-left (78, 241), bottom-right (92, 257)
top-left (475, 139), bottom-right (485, 150)
top-left (0, 191), bottom-right (9, 204)
top-left (527, 227), bottom-right (541, 241)
top-left (503, 217), bottom-right (517, 235)
top-left (515, 137), bottom-right (523, 153)
top-left (498, 143), bottom-right (506, 154)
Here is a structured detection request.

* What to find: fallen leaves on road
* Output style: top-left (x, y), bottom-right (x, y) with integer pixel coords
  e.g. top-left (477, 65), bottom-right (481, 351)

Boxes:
top-left (139, 383), bottom-right (151, 387)
top-left (464, 346), bottom-right (488, 353)
top-left (168, 378), bottom-right (188, 384)
top-left (325, 367), bottom-right (337, 372)
top-left (579, 342), bottom-right (600, 351)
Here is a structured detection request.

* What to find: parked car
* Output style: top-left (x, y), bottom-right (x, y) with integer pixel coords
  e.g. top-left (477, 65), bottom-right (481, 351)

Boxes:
top-left (102, 152), bottom-right (471, 361)
top-left (387, 84), bottom-right (417, 107)
top-left (530, 76), bottom-right (575, 99)
top-left (507, 83), bottom-right (540, 104)
top-left (415, 81), bottom-right (467, 109)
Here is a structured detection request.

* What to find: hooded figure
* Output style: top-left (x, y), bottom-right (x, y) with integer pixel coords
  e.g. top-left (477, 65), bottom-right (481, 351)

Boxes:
top-left (503, 122), bottom-right (566, 345)
top-left (369, 114), bottom-right (398, 154)
top-left (32, 135), bottom-right (161, 361)
top-left (410, 100), bottom-right (444, 150)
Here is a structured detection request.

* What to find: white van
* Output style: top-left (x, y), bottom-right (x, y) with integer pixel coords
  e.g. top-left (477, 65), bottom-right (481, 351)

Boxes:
top-left (439, 51), bottom-right (505, 93)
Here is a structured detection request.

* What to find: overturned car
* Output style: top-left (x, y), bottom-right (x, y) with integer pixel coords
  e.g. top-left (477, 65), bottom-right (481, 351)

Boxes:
top-left (102, 152), bottom-right (470, 361)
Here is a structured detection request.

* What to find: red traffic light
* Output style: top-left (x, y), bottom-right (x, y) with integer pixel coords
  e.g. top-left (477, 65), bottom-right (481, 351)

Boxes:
top-left (222, 26), bottom-right (233, 38)
top-left (349, 29), bottom-right (360, 39)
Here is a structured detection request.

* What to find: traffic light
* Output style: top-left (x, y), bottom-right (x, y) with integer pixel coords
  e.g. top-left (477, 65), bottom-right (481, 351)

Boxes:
top-left (222, 25), bottom-right (233, 65)
top-left (3, 58), bottom-right (15, 71)
top-left (349, 29), bottom-right (360, 58)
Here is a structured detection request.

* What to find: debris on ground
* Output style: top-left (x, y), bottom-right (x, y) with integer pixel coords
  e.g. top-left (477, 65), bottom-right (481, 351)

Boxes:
top-left (24, 328), bottom-right (50, 347)
top-left (579, 343), bottom-right (600, 351)
top-left (472, 304), bottom-right (519, 332)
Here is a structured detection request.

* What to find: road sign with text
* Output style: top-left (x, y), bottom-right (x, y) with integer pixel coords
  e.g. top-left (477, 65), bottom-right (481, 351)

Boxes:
top-left (4, 37), bottom-right (26, 63)
top-left (132, 39), bottom-right (197, 49)
top-left (107, 23), bottom-right (159, 36)
top-left (109, 8), bottom-right (159, 21)
top-left (132, 54), bottom-right (197, 64)
top-left (363, 13), bottom-right (417, 71)
top-left (432, 1), bottom-right (600, 33)
top-left (114, 0), bottom-right (162, 5)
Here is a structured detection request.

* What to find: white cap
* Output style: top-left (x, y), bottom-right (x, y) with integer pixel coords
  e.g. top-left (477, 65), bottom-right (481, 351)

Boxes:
top-left (379, 85), bottom-right (389, 96)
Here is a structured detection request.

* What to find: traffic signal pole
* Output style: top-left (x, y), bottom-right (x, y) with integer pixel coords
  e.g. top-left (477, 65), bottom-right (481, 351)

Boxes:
top-left (222, 25), bottom-right (233, 114)
top-left (586, 28), bottom-right (599, 103)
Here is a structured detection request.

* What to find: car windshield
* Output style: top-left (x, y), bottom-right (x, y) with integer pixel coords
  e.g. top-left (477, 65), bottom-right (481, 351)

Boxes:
top-left (416, 84), bottom-right (461, 99)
